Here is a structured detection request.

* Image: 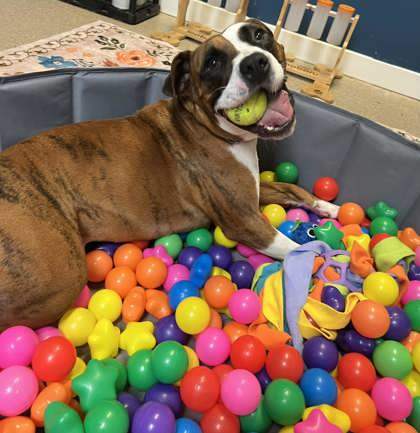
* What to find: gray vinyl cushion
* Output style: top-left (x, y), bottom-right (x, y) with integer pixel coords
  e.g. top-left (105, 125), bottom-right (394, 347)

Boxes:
top-left (0, 68), bottom-right (419, 229)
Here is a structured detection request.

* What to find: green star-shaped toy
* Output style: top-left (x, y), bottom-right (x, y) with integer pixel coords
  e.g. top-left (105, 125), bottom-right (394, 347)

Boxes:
top-left (314, 221), bottom-right (345, 250)
top-left (367, 201), bottom-right (398, 220)
top-left (72, 359), bottom-right (118, 412)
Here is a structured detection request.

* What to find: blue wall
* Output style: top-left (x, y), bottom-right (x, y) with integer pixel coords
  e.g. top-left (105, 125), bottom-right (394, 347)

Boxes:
top-left (245, 0), bottom-right (419, 72)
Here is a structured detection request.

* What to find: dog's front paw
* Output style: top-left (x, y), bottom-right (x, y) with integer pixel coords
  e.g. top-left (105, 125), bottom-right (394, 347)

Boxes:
top-left (313, 200), bottom-right (340, 219)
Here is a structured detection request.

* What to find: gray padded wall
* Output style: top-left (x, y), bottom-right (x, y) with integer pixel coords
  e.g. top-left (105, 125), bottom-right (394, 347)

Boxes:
top-left (0, 68), bottom-right (419, 229)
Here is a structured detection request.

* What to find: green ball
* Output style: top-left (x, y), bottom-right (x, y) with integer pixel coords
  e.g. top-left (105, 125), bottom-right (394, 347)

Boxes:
top-left (407, 396), bottom-right (420, 432)
top-left (155, 234), bottom-right (183, 258)
top-left (264, 379), bottom-right (305, 426)
top-left (127, 349), bottom-right (157, 391)
top-left (275, 162), bottom-right (299, 184)
top-left (373, 340), bottom-right (413, 379)
top-left (151, 341), bottom-right (188, 384)
top-left (225, 91), bottom-right (267, 126)
top-left (404, 300), bottom-right (420, 331)
top-left (240, 401), bottom-right (272, 433)
top-left (370, 216), bottom-right (399, 236)
top-left (45, 401), bottom-right (84, 433)
top-left (186, 228), bottom-right (213, 251)
top-left (84, 400), bottom-right (129, 433)
top-left (102, 358), bottom-right (127, 393)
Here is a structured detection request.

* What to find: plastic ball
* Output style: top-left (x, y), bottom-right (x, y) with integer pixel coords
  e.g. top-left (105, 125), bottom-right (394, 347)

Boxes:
top-left (164, 263), bottom-right (190, 292)
top-left (0, 366), bottom-right (39, 417)
top-left (405, 300), bottom-right (420, 331)
top-left (229, 261), bottom-right (254, 289)
top-left (180, 366), bottom-right (220, 412)
top-left (338, 202), bottom-right (365, 226)
top-left (178, 246), bottom-right (203, 269)
top-left (255, 367), bottom-right (271, 392)
top-left (303, 336), bottom-right (339, 372)
top-left (105, 265), bottom-right (137, 298)
top-left (186, 228), bottom-right (213, 251)
top-left (85, 400), bottom-right (129, 433)
top-left (58, 307), bottom-right (97, 346)
top-left (132, 401), bottom-right (175, 433)
top-left (155, 234), bottom-right (183, 258)
top-left (201, 403), bottom-right (240, 433)
top-left (136, 257), bottom-right (167, 290)
top-left (86, 250), bottom-right (113, 282)
top-left (320, 218), bottom-right (342, 228)
top-left (407, 396), bottom-right (420, 431)
top-left (176, 297), bottom-right (211, 335)
top-left (88, 289), bottom-right (122, 322)
top-left (144, 383), bottom-right (183, 417)
top-left (239, 400), bottom-right (272, 433)
top-left (95, 241), bottom-right (121, 256)
top-left (189, 254), bottom-right (213, 288)
top-left (35, 326), bottom-right (62, 342)
top-left (413, 342), bottom-right (420, 372)
top-left (208, 245), bottom-right (233, 270)
top-left (230, 335), bottom-right (266, 373)
top-left (351, 300), bottom-right (390, 338)
top-left (151, 341), bottom-right (188, 384)
top-left (336, 328), bottom-right (376, 357)
top-left (73, 285), bottom-right (92, 308)
top-left (260, 170), bottom-right (276, 183)
top-left (228, 289), bottom-right (261, 324)
top-left (127, 349), bottom-right (157, 391)
top-left (402, 280), bottom-right (420, 305)
top-left (275, 162), bottom-right (299, 184)
top-left (370, 216), bottom-right (399, 236)
top-left (0, 326), bottom-right (39, 369)
top-left (225, 91), bottom-right (267, 126)
top-left (408, 262), bottom-right (420, 281)
top-left (286, 208), bottom-right (310, 223)
top-left (299, 368), bottom-right (338, 406)
top-left (118, 392), bottom-right (141, 420)
top-left (313, 177), bottom-right (339, 201)
top-left (221, 369), bottom-right (261, 416)
top-left (32, 336), bottom-right (76, 382)
top-left (214, 226), bottom-right (237, 248)
top-left (264, 379), bottom-right (305, 425)
top-left (335, 389), bottom-right (377, 433)
top-left (196, 328), bottom-right (231, 366)
top-left (386, 423), bottom-right (417, 433)
top-left (322, 285), bottom-right (345, 312)
top-left (169, 281), bottom-right (200, 310)
top-left (337, 353), bottom-right (376, 391)
top-left (176, 418), bottom-right (202, 433)
top-left (278, 220), bottom-right (296, 238)
top-left (213, 364), bottom-right (233, 384)
top-left (203, 276), bottom-right (235, 309)
top-left (263, 204), bottom-right (287, 227)
top-left (0, 417), bottom-right (36, 433)
top-left (363, 272), bottom-right (399, 306)
top-left (373, 340), bottom-right (413, 379)
top-left (113, 243), bottom-right (143, 270)
top-left (155, 314), bottom-right (188, 344)
top-left (372, 378), bottom-right (413, 421)
top-left (223, 321), bottom-right (248, 343)
top-left (359, 427), bottom-right (390, 433)
top-left (265, 344), bottom-right (304, 382)
top-left (385, 306), bottom-right (412, 341)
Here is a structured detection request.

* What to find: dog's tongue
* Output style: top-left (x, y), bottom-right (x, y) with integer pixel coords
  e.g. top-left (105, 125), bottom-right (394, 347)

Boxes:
top-left (258, 90), bottom-right (293, 127)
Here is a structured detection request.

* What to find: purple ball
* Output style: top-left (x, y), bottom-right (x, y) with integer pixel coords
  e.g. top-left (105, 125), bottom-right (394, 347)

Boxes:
top-left (132, 402), bottom-right (175, 433)
top-left (308, 211), bottom-right (321, 225)
top-left (408, 262), bottom-right (420, 281)
top-left (178, 247), bottom-right (203, 269)
top-left (118, 392), bottom-right (141, 420)
top-left (321, 286), bottom-right (345, 312)
top-left (155, 314), bottom-right (188, 345)
top-left (96, 242), bottom-right (121, 256)
top-left (336, 328), bottom-right (376, 357)
top-left (256, 367), bottom-right (271, 392)
top-left (208, 245), bottom-right (233, 270)
top-left (385, 306), bottom-right (411, 341)
top-left (229, 260), bottom-right (255, 289)
top-left (303, 336), bottom-right (339, 372)
top-left (144, 384), bottom-right (183, 417)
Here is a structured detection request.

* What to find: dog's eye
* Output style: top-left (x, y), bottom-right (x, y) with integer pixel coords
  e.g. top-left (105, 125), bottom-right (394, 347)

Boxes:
top-left (206, 55), bottom-right (219, 69)
top-left (255, 29), bottom-right (264, 41)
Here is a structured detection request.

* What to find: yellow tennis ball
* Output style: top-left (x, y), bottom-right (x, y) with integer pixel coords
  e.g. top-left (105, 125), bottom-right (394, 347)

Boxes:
top-left (263, 204), bottom-right (287, 227)
top-left (225, 91), bottom-right (267, 126)
top-left (260, 171), bottom-right (276, 183)
top-left (363, 271), bottom-right (399, 306)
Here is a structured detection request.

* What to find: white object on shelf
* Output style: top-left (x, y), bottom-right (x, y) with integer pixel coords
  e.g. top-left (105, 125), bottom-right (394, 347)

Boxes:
top-left (225, 0), bottom-right (241, 12)
top-left (284, 0), bottom-right (308, 32)
top-left (326, 4), bottom-right (355, 45)
top-left (208, 0), bottom-right (222, 6)
top-left (137, 0), bottom-right (147, 5)
top-left (307, 0), bottom-right (333, 39)
top-left (113, 0), bottom-right (130, 9)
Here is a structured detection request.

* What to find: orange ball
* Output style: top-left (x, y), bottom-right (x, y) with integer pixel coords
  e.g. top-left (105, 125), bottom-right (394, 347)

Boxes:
top-left (136, 257), bottom-right (168, 289)
top-left (351, 300), bottom-right (390, 338)
top-left (336, 389), bottom-right (377, 433)
top-left (223, 321), bottom-right (248, 344)
top-left (105, 266), bottom-right (137, 298)
top-left (359, 426), bottom-right (390, 433)
top-left (386, 423), bottom-right (417, 433)
top-left (209, 309), bottom-right (223, 329)
top-left (203, 276), bottom-right (236, 309)
top-left (338, 202), bottom-right (366, 226)
top-left (113, 243), bottom-right (143, 271)
top-left (86, 250), bottom-right (113, 282)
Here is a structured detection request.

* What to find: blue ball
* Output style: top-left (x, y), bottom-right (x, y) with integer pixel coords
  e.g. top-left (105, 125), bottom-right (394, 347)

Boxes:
top-left (176, 418), bottom-right (202, 433)
top-left (190, 254), bottom-right (213, 288)
top-left (299, 368), bottom-right (337, 406)
top-left (361, 227), bottom-right (370, 235)
top-left (169, 280), bottom-right (200, 309)
top-left (278, 220), bottom-right (295, 238)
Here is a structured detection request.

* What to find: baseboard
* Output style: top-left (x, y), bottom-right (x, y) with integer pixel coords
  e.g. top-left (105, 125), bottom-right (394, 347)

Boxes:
top-left (160, 0), bottom-right (420, 100)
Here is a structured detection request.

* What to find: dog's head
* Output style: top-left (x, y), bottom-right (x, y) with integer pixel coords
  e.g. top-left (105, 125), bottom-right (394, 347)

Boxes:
top-left (163, 19), bottom-right (295, 142)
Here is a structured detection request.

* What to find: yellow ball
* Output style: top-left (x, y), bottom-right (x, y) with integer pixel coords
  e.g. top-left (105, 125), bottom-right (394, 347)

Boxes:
top-left (88, 289), bottom-right (122, 322)
top-left (225, 91), bottom-right (267, 126)
top-left (413, 342), bottom-right (420, 373)
top-left (175, 297), bottom-right (211, 335)
top-left (362, 272), bottom-right (399, 306)
top-left (184, 345), bottom-right (199, 371)
top-left (68, 357), bottom-right (87, 380)
top-left (260, 171), bottom-right (276, 183)
top-left (263, 204), bottom-right (287, 227)
top-left (402, 369), bottom-right (420, 397)
top-left (278, 427), bottom-right (294, 433)
top-left (214, 226), bottom-right (237, 248)
top-left (59, 307), bottom-right (96, 346)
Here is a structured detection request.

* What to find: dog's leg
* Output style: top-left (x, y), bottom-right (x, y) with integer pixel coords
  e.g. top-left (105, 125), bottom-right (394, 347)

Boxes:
top-left (259, 181), bottom-right (339, 218)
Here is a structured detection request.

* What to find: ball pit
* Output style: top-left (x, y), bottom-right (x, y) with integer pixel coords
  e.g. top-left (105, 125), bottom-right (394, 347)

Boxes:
top-left (0, 160), bottom-right (419, 433)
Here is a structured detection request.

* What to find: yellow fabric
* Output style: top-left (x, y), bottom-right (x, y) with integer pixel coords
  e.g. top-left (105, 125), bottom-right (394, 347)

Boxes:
top-left (261, 270), bottom-right (285, 331)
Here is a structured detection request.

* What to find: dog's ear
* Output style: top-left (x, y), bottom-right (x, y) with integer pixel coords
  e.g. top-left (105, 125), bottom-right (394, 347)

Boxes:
top-left (273, 41), bottom-right (287, 70)
top-left (163, 51), bottom-right (192, 97)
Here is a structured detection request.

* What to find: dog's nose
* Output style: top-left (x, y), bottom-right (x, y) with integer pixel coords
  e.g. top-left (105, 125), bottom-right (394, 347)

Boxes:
top-left (240, 53), bottom-right (270, 85)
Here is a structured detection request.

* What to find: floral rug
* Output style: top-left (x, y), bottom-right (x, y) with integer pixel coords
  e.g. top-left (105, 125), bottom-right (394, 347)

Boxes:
top-left (0, 20), bottom-right (179, 77)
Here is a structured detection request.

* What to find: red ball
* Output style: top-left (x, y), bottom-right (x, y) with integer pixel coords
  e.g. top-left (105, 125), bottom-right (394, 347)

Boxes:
top-left (201, 403), bottom-right (240, 433)
top-left (213, 364), bottom-right (233, 384)
top-left (265, 344), bottom-right (304, 383)
top-left (337, 353), bottom-right (377, 392)
top-left (370, 234), bottom-right (391, 251)
top-left (180, 366), bottom-right (220, 413)
top-left (31, 336), bottom-right (76, 382)
top-left (313, 177), bottom-right (340, 201)
top-left (230, 335), bottom-right (266, 373)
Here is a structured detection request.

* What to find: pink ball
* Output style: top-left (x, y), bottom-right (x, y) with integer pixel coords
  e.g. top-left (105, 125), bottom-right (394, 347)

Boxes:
top-left (248, 254), bottom-right (274, 270)
top-left (164, 264), bottom-right (190, 292)
top-left (196, 327), bottom-right (231, 366)
top-left (415, 246), bottom-right (420, 267)
top-left (0, 366), bottom-right (39, 416)
top-left (237, 244), bottom-right (258, 258)
top-left (228, 289), bottom-right (261, 324)
top-left (286, 208), bottom-right (310, 223)
top-left (0, 326), bottom-right (39, 369)
top-left (73, 285), bottom-right (92, 308)
top-left (401, 280), bottom-right (420, 305)
top-left (371, 378), bottom-right (413, 421)
top-left (319, 218), bottom-right (342, 229)
top-left (35, 326), bottom-right (62, 342)
top-left (221, 369), bottom-right (261, 415)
